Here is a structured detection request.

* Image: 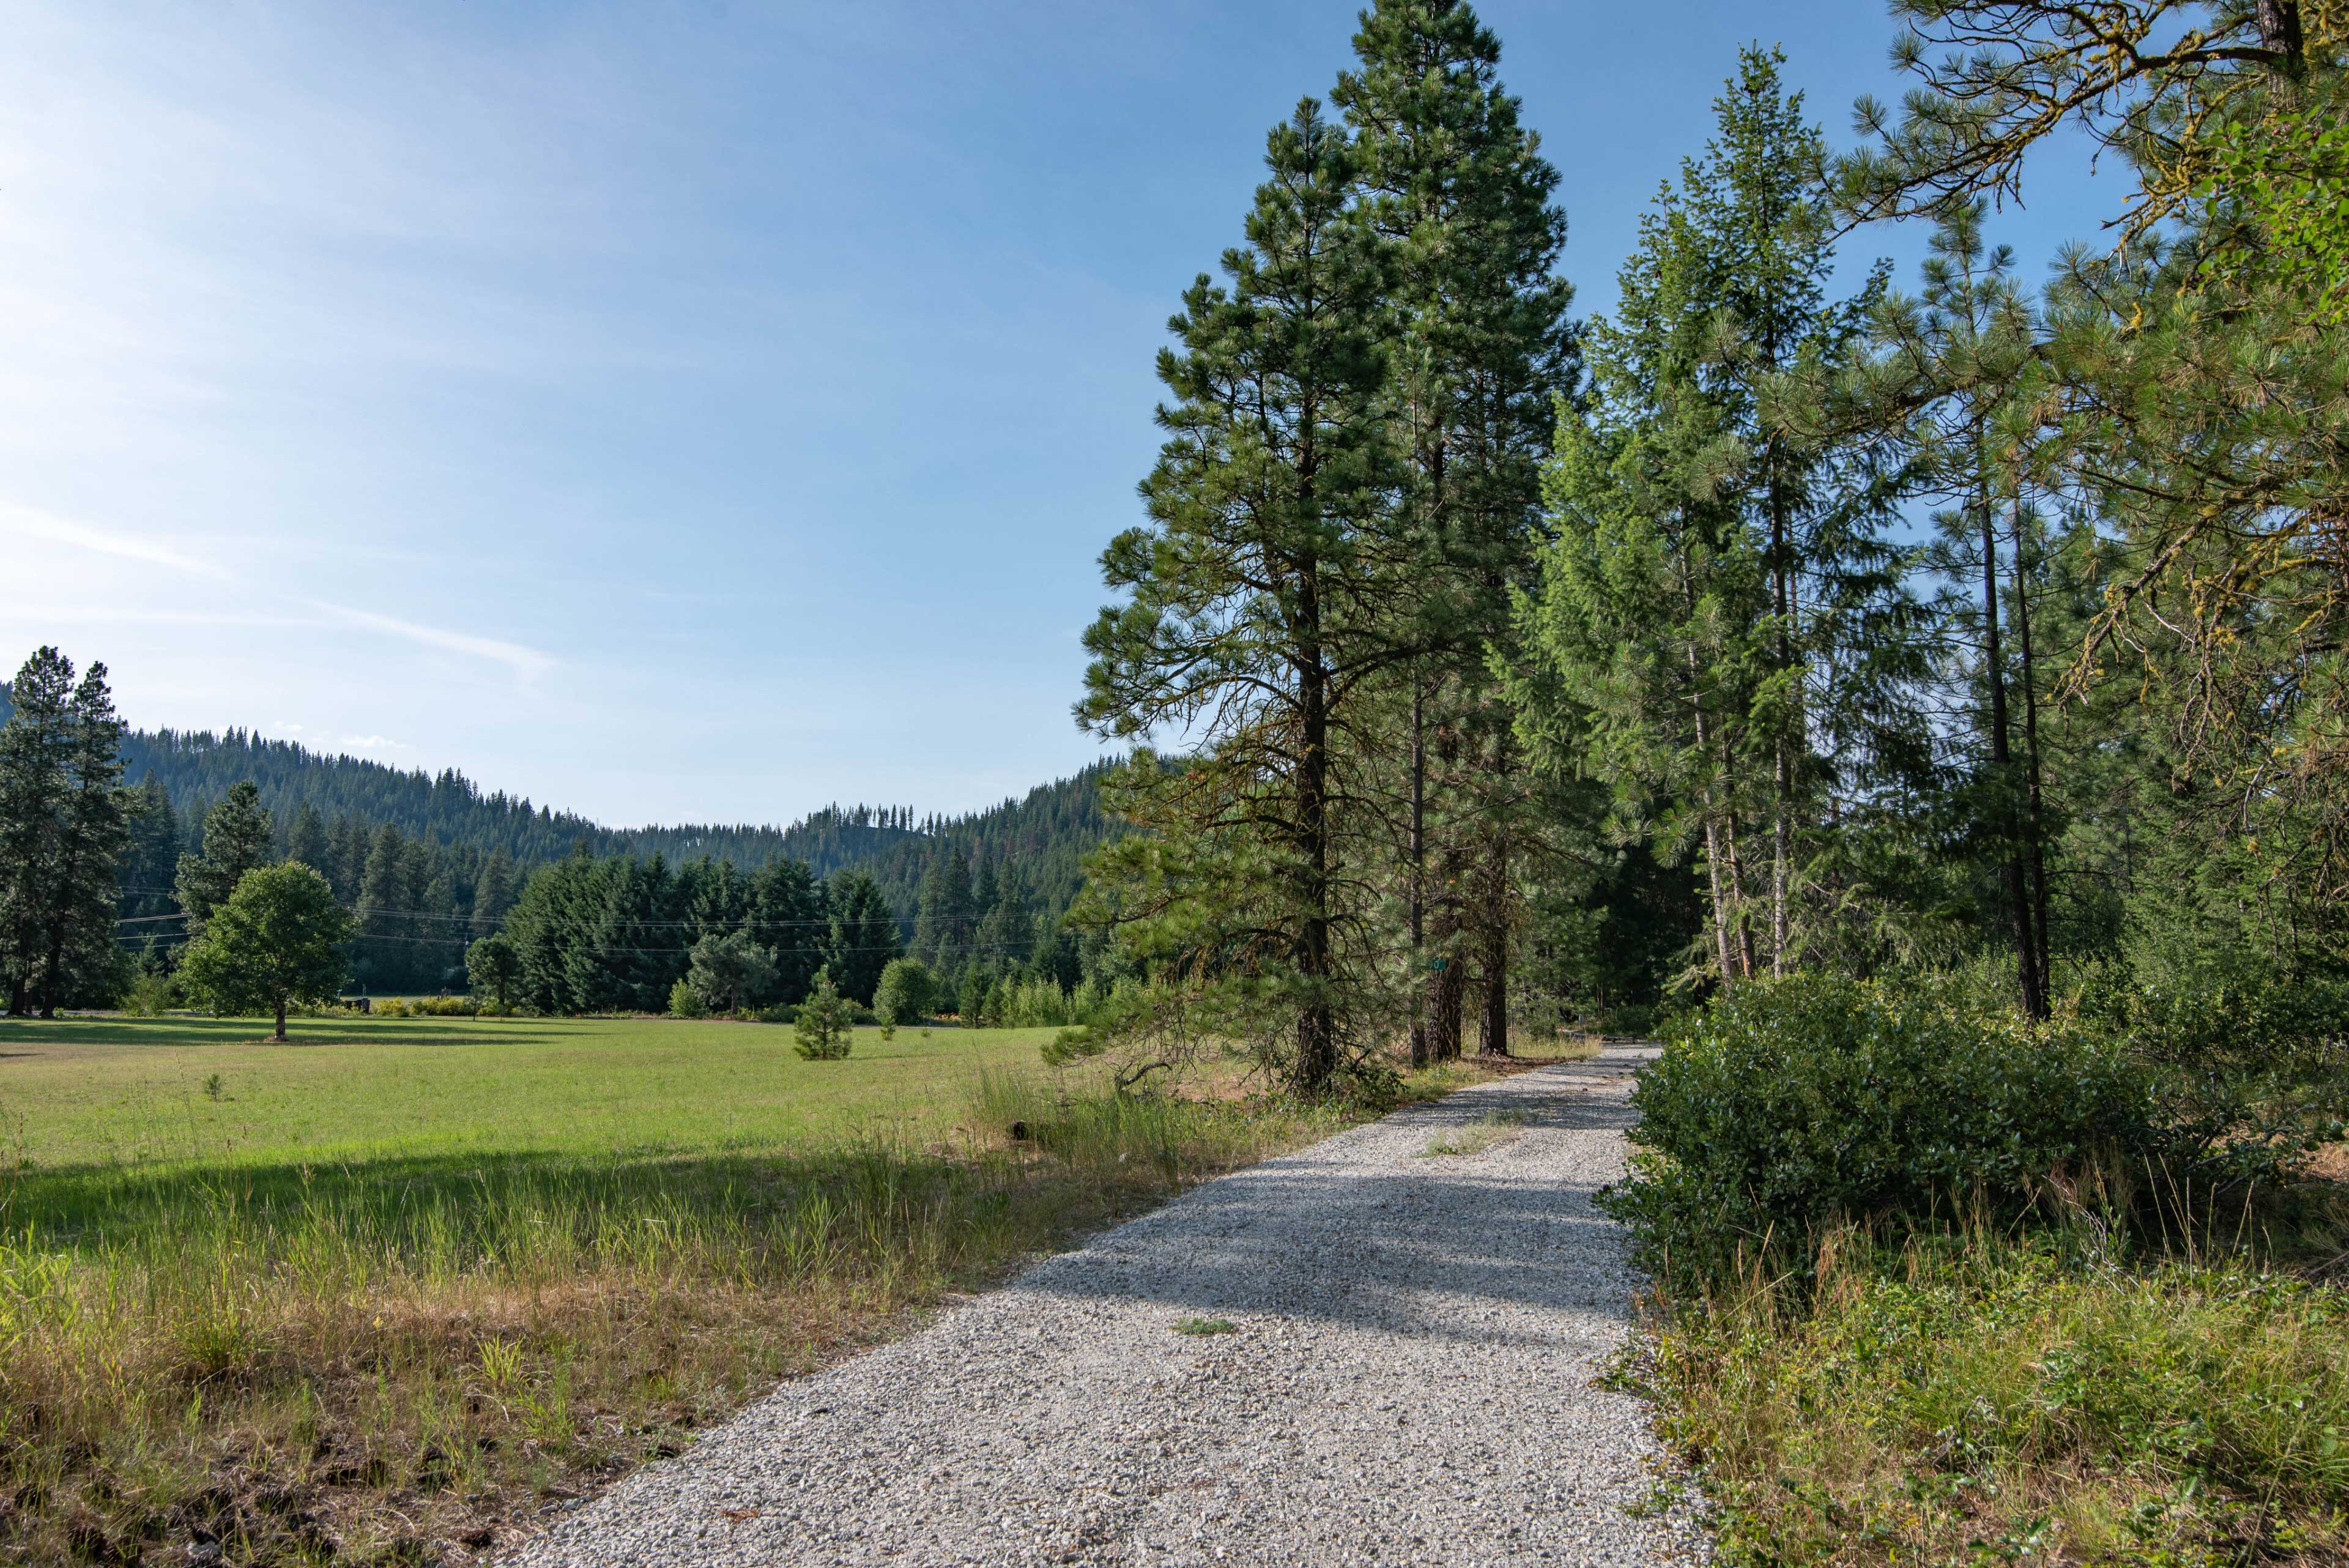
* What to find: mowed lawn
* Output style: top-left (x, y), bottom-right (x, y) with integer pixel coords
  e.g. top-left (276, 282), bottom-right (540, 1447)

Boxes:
top-left (0, 1013), bottom-right (1063, 1176)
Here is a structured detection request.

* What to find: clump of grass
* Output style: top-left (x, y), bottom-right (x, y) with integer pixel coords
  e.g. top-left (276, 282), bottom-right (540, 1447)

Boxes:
top-left (0, 1066), bottom-right (1357, 1566)
top-left (1417, 1109), bottom-right (1530, 1158)
top-left (1173, 1317), bottom-right (1236, 1336)
top-left (1627, 1219), bottom-right (2349, 1564)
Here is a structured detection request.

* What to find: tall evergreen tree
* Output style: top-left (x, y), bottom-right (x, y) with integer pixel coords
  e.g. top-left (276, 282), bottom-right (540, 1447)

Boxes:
top-left (749, 858), bottom-right (826, 1005)
top-left (1858, 199), bottom-right (2055, 1011)
top-left (0, 649), bottom-right (76, 1015)
top-left (31, 663), bottom-right (131, 1015)
top-left (1332, 0), bottom-right (1575, 1058)
top-left (175, 782), bottom-right (275, 937)
top-left (912, 845), bottom-right (976, 977)
top-left (352, 823), bottom-right (409, 991)
top-left (1513, 48), bottom-right (1924, 988)
top-left (116, 778), bottom-right (181, 921)
top-left (471, 847), bottom-right (517, 938)
top-left (823, 870), bottom-right (900, 1006)
top-left (1078, 98), bottom-right (1405, 1093)
top-left (283, 801), bottom-right (330, 875)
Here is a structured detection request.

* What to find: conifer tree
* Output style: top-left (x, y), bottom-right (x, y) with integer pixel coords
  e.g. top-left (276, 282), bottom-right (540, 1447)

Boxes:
top-left (792, 967), bottom-right (854, 1060)
top-left (1858, 199), bottom-right (2055, 1011)
top-left (913, 847), bottom-right (974, 975)
top-left (823, 870), bottom-right (899, 1005)
top-left (0, 649), bottom-right (76, 1015)
top-left (471, 848), bottom-right (516, 938)
top-left (283, 802), bottom-right (330, 875)
top-left (116, 778), bottom-right (180, 921)
top-left (1332, 0), bottom-right (1575, 1058)
top-left (175, 782), bottom-right (275, 937)
top-left (352, 823), bottom-right (408, 989)
top-left (749, 858), bottom-right (825, 1005)
top-left (1078, 98), bottom-right (1405, 1094)
top-left (31, 663), bottom-right (130, 1016)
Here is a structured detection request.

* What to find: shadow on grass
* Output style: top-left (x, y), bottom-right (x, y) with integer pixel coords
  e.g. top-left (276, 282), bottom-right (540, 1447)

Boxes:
top-left (0, 1013), bottom-right (570, 1052)
top-left (1, 1139), bottom-right (1027, 1267)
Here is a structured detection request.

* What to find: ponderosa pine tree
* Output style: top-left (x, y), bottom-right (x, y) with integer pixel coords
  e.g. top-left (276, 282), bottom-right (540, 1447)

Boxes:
top-left (1858, 199), bottom-right (2056, 1012)
top-left (1332, 0), bottom-right (1575, 1060)
top-left (351, 822), bottom-right (408, 989)
top-left (823, 870), bottom-right (899, 1005)
top-left (471, 847), bottom-right (516, 938)
top-left (283, 802), bottom-right (330, 875)
top-left (1836, 1), bottom-right (2349, 965)
top-left (32, 662), bottom-right (130, 1016)
top-left (116, 778), bottom-right (180, 922)
top-left (176, 782), bottom-right (275, 937)
top-left (0, 650), bottom-right (76, 1015)
top-left (0, 651), bottom-right (133, 1015)
top-left (913, 845), bottom-right (974, 976)
top-left (1077, 98), bottom-right (1405, 1094)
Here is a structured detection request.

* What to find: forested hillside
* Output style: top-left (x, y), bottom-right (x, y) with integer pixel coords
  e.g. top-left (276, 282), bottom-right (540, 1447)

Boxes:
top-left (0, 686), bottom-right (1118, 998)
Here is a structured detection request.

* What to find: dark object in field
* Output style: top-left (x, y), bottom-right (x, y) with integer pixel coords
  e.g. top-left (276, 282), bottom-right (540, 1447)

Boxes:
top-left (1008, 1120), bottom-right (1030, 1141)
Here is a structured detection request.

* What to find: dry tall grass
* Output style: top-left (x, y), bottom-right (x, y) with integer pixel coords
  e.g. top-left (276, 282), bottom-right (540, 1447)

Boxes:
top-left (0, 1071), bottom-right (1357, 1566)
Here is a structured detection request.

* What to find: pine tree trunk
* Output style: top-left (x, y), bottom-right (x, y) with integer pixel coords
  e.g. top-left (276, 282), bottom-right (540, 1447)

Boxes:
top-left (1408, 677), bottom-right (1430, 1068)
top-left (1425, 842), bottom-right (1466, 1061)
top-left (1980, 490), bottom-right (2044, 1019)
top-left (1294, 565), bottom-right (1338, 1094)
top-left (2011, 503), bottom-right (2054, 1003)
top-left (1722, 808), bottom-right (1759, 980)
top-left (1690, 636), bottom-right (1739, 987)
top-left (1769, 458), bottom-right (1794, 976)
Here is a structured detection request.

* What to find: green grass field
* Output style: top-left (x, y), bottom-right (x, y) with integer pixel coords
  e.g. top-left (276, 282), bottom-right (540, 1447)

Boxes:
top-left (0, 1014), bottom-right (1059, 1176)
top-left (0, 1010), bottom-right (1401, 1566)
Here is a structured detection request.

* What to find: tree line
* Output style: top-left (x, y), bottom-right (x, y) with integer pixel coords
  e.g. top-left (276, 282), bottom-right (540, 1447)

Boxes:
top-left (1067, 0), bottom-right (2349, 1094)
top-left (0, 652), bottom-right (1119, 1019)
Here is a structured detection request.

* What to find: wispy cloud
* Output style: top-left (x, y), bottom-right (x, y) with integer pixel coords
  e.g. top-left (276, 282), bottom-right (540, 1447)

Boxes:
top-left (311, 600), bottom-right (555, 684)
top-left (0, 502), bottom-right (554, 685)
top-left (0, 503), bottom-right (233, 581)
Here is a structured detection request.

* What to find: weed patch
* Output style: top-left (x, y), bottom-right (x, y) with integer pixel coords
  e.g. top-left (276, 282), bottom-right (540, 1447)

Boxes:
top-left (1417, 1110), bottom-right (1530, 1158)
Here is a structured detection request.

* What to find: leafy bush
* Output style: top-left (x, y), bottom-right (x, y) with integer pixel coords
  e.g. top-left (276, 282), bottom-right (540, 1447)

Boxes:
top-left (2078, 965), bottom-right (2348, 1185)
top-left (872, 958), bottom-right (935, 1025)
top-left (667, 978), bottom-right (707, 1020)
top-left (685, 930), bottom-right (776, 1014)
top-left (1606, 974), bottom-right (2165, 1288)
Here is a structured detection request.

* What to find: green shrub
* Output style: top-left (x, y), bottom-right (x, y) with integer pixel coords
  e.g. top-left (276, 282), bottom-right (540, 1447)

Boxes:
top-left (667, 978), bottom-right (708, 1020)
top-left (872, 958), bottom-right (935, 1025)
top-left (121, 970), bottom-right (179, 1018)
top-left (793, 970), bottom-right (853, 1060)
top-left (1605, 974), bottom-right (2165, 1288)
top-left (2078, 965), bottom-right (2348, 1185)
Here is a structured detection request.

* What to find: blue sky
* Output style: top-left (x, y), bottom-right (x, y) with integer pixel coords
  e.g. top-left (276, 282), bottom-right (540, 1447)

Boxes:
top-left (0, 1), bottom-right (2106, 827)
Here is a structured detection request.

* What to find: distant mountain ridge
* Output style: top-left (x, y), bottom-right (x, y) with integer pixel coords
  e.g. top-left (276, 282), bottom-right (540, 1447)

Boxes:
top-left (0, 687), bottom-right (1120, 927)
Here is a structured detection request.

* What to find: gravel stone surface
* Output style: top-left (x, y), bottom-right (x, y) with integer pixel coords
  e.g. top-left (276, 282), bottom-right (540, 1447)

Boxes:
top-left (513, 1044), bottom-right (1696, 1566)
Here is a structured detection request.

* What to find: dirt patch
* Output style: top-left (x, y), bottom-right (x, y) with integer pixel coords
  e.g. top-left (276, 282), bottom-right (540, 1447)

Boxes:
top-left (2301, 1141), bottom-right (2349, 1184)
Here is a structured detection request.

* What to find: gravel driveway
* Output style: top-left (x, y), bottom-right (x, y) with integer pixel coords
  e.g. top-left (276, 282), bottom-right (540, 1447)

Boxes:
top-left (513, 1044), bottom-right (1694, 1566)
